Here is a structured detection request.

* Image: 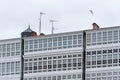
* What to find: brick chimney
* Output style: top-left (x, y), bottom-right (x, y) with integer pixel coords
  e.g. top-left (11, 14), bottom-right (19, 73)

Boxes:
top-left (92, 23), bottom-right (100, 30)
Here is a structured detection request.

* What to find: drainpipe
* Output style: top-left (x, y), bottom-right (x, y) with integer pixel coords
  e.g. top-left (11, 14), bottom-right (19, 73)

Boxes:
top-left (20, 38), bottom-right (24, 80)
top-left (82, 31), bottom-right (86, 80)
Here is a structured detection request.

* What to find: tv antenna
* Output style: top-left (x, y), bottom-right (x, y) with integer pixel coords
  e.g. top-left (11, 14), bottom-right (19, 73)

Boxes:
top-left (50, 20), bottom-right (58, 34)
top-left (39, 12), bottom-right (46, 35)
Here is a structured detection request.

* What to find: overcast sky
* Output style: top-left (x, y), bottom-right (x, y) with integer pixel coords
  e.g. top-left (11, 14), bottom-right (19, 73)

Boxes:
top-left (0, 0), bottom-right (120, 39)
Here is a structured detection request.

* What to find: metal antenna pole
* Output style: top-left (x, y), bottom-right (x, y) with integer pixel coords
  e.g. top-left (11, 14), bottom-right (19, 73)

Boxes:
top-left (50, 20), bottom-right (54, 34)
top-left (50, 20), bottom-right (58, 34)
top-left (39, 12), bottom-right (45, 35)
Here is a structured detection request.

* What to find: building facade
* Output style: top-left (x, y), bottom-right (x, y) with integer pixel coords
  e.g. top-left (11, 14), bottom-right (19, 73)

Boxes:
top-left (0, 24), bottom-right (120, 80)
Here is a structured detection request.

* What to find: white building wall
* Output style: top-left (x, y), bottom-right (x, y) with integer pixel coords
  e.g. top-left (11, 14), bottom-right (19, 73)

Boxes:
top-left (0, 38), bottom-right (21, 80)
top-left (86, 26), bottom-right (120, 80)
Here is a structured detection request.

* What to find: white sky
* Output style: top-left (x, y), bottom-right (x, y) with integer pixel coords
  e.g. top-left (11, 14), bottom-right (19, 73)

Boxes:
top-left (0, 0), bottom-right (120, 39)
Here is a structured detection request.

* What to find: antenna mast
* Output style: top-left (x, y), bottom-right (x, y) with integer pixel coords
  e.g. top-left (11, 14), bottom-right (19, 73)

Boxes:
top-left (50, 20), bottom-right (58, 34)
top-left (39, 12), bottom-right (45, 35)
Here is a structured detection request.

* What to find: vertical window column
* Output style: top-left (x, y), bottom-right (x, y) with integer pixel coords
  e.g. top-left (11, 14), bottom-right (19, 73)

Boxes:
top-left (86, 33), bottom-right (91, 46)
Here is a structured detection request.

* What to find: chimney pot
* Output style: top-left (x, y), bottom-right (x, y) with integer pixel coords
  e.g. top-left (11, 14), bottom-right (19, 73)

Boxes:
top-left (92, 22), bottom-right (100, 30)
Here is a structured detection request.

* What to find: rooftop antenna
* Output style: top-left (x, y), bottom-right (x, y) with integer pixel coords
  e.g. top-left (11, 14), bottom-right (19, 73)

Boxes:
top-left (39, 12), bottom-right (46, 35)
top-left (50, 20), bottom-right (58, 34)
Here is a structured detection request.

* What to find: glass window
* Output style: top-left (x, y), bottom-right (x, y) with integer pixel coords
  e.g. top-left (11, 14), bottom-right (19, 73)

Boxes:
top-left (43, 77), bottom-right (46, 80)
top-left (16, 42), bottom-right (20, 52)
top-left (33, 78), bottom-right (37, 80)
top-left (67, 75), bottom-right (71, 79)
top-left (113, 49), bottom-right (118, 53)
top-left (87, 33), bottom-right (91, 45)
top-left (29, 40), bottom-right (33, 50)
top-left (2, 44), bottom-right (6, 52)
top-left (58, 37), bottom-right (62, 42)
top-left (108, 49), bottom-right (112, 53)
top-left (29, 78), bottom-right (32, 80)
top-left (58, 76), bottom-right (61, 80)
top-left (33, 62), bottom-right (37, 70)
top-left (114, 30), bottom-right (118, 41)
top-left (62, 75), bottom-right (66, 79)
top-left (53, 76), bottom-right (56, 80)
top-left (7, 44), bottom-right (10, 52)
top-left (11, 62), bottom-right (14, 73)
top-left (119, 30), bottom-right (120, 41)
top-left (103, 55), bottom-right (107, 60)
top-left (48, 76), bottom-right (51, 80)
top-left (103, 50), bottom-right (107, 54)
top-left (103, 32), bottom-right (107, 43)
top-left (38, 77), bottom-right (42, 80)
top-left (108, 54), bottom-right (112, 60)
top-left (87, 56), bottom-right (91, 61)
top-left (78, 34), bottom-right (82, 40)
top-left (16, 42), bottom-right (21, 55)
top-left (92, 56), bottom-right (96, 61)
top-left (39, 39), bottom-right (42, 44)
top-left (16, 61), bottom-right (20, 74)
top-left (24, 41), bottom-right (28, 52)
top-left (0, 45), bottom-right (1, 57)
top-left (11, 43), bottom-right (15, 52)
top-left (24, 63), bottom-right (28, 71)
top-left (73, 35), bottom-right (77, 40)
top-left (108, 31), bottom-right (112, 43)
top-left (63, 36), bottom-right (67, 41)
top-left (92, 51), bottom-right (96, 55)
top-left (6, 62), bottom-right (10, 74)
top-left (77, 74), bottom-right (81, 78)
top-left (97, 32), bottom-right (102, 44)
top-left (58, 42), bottom-right (62, 47)
top-left (68, 36), bottom-right (72, 40)
top-left (48, 38), bottom-right (52, 43)
top-left (113, 54), bottom-right (118, 59)
top-left (78, 34), bottom-right (82, 46)
top-left (29, 62), bottom-right (32, 70)
top-left (92, 33), bottom-right (96, 44)
top-left (72, 74), bottom-right (76, 79)
top-left (0, 63), bottom-right (1, 75)
top-left (2, 63), bottom-right (5, 75)
top-left (97, 50), bottom-right (101, 54)
top-left (34, 39), bottom-right (38, 50)
top-left (53, 37), bottom-right (57, 42)
top-left (97, 55), bottom-right (101, 60)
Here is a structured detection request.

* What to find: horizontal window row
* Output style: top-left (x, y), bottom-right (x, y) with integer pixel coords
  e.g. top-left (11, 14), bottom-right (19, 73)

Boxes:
top-left (24, 34), bottom-right (82, 52)
top-left (24, 74), bottom-right (81, 80)
top-left (24, 54), bottom-right (82, 74)
top-left (87, 48), bottom-right (120, 55)
top-left (86, 71), bottom-right (120, 77)
top-left (0, 52), bottom-right (21, 57)
top-left (86, 59), bottom-right (120, 68)
top-left (24, 54), bottom-right (82, 61)
top-left (0, 42), bottom-right (21, 57)
top-left (24, 71), bottom-right (120, 80)
top-left (24, 60), bottom-right (82, 73)
top-left (86, 30), bottom-right (120, 46)
top-left (86, 76), bottom-right (120, 80)
top-left (0, 61), bottom-right (20, 76)
top-left (86, 71), bottom-right (120, 80)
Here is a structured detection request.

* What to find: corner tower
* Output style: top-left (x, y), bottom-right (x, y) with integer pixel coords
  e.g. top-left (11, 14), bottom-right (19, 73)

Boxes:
top-left (21, 25), bottom-right (37, 37)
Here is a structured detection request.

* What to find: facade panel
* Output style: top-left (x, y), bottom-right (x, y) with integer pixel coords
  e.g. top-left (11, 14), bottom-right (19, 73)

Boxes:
top-left (0, 26), bottom-right (120, 80)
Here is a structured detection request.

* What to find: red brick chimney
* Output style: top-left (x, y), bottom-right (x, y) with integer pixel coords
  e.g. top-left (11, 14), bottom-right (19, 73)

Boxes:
top-left (92, 22), bottom-right (100, 30)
